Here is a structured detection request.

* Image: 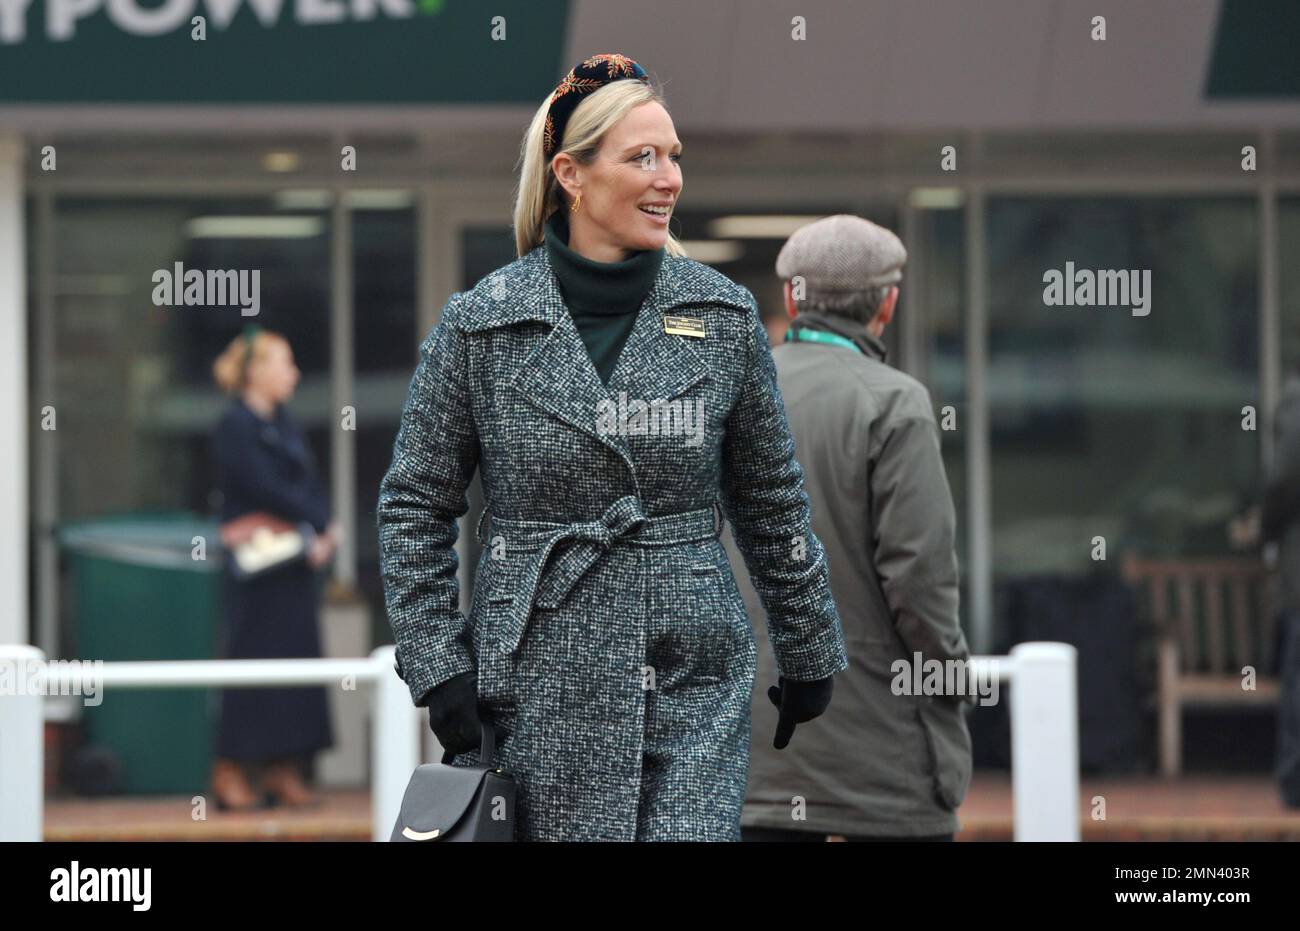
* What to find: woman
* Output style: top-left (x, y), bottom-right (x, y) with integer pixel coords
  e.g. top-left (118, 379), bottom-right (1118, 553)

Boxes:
top-left (210, 325), bottom-right (340, 810)
top-left (378, 54), bottom-right (847, 841)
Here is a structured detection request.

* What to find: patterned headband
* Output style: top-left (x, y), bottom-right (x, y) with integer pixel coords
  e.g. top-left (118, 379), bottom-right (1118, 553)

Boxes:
top-left (543, 53), bottom-right (651, 160)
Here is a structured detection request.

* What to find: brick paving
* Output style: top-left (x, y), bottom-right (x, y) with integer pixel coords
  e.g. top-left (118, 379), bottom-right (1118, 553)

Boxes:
top-left (41, 773), bottom-right (1300, 841)
top-left (956, 772), bottom-right (1300, 841)
top-left (44, 788), bottom-right (372, 841)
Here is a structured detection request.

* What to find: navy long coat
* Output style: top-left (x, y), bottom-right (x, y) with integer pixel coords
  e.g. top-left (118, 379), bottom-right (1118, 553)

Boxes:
top-left (212, 398), bottom-right (334, 763)
top-left (377, 244), bottom-right (848, 840)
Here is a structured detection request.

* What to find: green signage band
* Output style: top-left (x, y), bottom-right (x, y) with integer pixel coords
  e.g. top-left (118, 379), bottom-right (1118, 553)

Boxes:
top-left (1, 0), bottom-right (570, 103)
top-left (1206, 0), bottom-right (1300, 98)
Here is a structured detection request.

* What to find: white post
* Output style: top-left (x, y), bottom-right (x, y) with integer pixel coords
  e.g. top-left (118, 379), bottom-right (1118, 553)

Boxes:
top-left (0, 133), bottom-right (28, 646)
top-left (0, 645), bottom-right (45, 841)
top-left (1009, 641), bottom-right (1079, 841)
top-left (371, 646), bottom-right (420, 842)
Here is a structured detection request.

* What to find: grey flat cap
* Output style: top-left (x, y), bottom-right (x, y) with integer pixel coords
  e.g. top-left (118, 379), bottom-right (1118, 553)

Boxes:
top-left (775, 214), bottom-right (907, 291)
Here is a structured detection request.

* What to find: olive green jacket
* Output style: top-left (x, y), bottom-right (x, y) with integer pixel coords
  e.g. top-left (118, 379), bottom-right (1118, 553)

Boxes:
top-left (725, 311), bottom-right (972, 837)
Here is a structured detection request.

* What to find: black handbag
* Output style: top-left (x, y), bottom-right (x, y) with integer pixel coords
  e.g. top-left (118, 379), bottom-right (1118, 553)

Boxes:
top-left (389, 723), bottom-right (516, 842)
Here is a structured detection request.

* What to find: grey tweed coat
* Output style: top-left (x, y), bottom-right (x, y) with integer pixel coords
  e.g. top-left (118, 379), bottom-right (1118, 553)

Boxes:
top-left (377, 242), bottom-right (848, 841)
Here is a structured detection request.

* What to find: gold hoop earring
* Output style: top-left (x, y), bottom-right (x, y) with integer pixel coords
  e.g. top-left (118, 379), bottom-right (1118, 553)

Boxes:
top-left (570, 192), bottom-right (582, 214)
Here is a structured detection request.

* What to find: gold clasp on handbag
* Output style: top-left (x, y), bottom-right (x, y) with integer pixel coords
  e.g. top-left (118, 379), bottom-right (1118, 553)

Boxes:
top-left (401, 826), bottom-right (441, 840)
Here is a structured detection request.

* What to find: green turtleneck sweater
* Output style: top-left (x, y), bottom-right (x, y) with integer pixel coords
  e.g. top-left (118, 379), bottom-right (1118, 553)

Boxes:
top-left (544, 211), bottom-right (664, 384)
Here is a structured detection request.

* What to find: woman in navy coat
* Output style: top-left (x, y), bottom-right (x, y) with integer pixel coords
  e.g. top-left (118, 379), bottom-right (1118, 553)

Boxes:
top-left (378, 55), bottom-right (848, 840)
top-left (210, 326), bottom-right (338, 810)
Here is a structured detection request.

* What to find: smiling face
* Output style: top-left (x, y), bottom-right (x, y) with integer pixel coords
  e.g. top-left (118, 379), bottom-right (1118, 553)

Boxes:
top-left (552, 100), bottom-right (683, 262)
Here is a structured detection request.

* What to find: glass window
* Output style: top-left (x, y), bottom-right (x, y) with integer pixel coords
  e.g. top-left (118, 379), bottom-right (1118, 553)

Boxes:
top-left (910, 204), bottom-right (969, 634)
top-left (1278, 197), bottom-right (1300, 377)
top-left (353, 202), bottom-right (417, 628)
top-left (50, 197), bottom-right (332, 523)
top-left (986, 197), bottom-right (1258, 606)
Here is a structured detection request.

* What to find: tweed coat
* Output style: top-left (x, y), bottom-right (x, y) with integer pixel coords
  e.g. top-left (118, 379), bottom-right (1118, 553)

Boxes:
top-left (377, 241), bottom-right (848, 841)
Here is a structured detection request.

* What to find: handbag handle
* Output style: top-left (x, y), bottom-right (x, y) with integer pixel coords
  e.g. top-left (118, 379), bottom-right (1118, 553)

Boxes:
top-left (440, 721), bottom-right (496, 766)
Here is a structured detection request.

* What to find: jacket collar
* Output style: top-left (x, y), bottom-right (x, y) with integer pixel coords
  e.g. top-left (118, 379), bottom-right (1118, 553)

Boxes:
top-left (788, 310), bottom-right (888, 363)
top-left (470, 245), bottom-right (750, 491)
top-left (465, 244), bottom-right (749, 330)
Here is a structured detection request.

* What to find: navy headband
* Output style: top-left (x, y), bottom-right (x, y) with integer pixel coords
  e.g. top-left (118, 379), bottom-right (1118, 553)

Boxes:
top-left (543, 53), bottom-right (651, 160)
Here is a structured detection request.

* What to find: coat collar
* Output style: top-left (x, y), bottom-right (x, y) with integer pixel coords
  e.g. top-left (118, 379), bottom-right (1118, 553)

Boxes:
top-left (788, 310), bottom-right (888, 363)
top-left (462, 245), bottom-right (752, 493)
top-left (463, 244), bottom-right (751, 330)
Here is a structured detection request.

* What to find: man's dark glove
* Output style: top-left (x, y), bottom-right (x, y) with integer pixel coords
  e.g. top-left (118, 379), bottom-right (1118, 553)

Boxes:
top-left (419, 671), bottom-right (482, 755)
top-left (767, 675), bottom-right (834, 750)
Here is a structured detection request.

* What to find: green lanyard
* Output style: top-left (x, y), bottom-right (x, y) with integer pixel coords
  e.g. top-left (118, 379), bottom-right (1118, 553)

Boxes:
top-left (784, 327), bottom-right (863, 354)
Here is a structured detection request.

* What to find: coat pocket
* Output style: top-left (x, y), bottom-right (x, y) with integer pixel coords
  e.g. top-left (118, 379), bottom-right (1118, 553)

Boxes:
top-left (686, 553), bottom-right (756, 684)
top-left (914, 699), bottom-right (973, 811)
top-left (686, 563), bottom-right (727, 684)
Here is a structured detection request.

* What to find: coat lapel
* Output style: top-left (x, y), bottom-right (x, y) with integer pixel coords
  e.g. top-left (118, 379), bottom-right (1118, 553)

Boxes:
top-left (605, 263), bottom-right (710, 404)
top-left (500, 245), bottom-right (747, 479)
top-left (505, 248), bottom-right (635, 472)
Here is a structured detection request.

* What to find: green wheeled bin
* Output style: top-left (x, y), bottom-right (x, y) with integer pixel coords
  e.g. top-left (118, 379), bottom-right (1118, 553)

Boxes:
top-left (57, 512), bottom-right (224, 795)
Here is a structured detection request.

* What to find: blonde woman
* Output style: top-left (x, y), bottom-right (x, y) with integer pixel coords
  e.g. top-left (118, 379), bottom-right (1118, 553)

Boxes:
top-left (210, 325), bottom-right (339, 810)
top-left (378, 54), bottom-right (847, 841)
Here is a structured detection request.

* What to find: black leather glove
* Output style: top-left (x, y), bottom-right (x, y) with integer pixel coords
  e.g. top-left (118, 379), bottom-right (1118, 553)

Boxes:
top-left (419, 671), bottom-right (482, 755)
top-left (767, 675), bottom-right (834, 749)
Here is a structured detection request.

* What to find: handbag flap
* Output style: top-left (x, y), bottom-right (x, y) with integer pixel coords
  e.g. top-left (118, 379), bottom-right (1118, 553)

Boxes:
top-left (392, 762), bottom-right (491, 841)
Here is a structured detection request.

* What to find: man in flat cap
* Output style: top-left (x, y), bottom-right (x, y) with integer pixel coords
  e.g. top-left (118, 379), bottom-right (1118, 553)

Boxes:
top-left (725, 214), bottom-right (974, 841)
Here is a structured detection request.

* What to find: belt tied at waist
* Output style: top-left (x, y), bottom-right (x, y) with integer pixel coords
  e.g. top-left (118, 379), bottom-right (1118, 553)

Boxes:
top-left (475, 495), bottom-right (723, 656)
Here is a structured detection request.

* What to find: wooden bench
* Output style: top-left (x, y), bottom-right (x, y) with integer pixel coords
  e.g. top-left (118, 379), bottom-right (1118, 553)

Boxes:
top-left (1120, 555), bottom-right (1280, 777)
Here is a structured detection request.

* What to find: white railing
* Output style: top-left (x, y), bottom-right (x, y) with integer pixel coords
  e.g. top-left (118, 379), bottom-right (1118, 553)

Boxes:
top-left (976, 642), bottom-right (1080, 841)
top-left (0, 645), bottom-right (421, 842)
top-left (0, 641), bottom-right (1078, 842)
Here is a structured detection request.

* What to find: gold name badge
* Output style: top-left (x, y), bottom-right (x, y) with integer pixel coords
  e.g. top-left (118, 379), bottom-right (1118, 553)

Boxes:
top-left (663, 315), bottom-right (706, 338)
